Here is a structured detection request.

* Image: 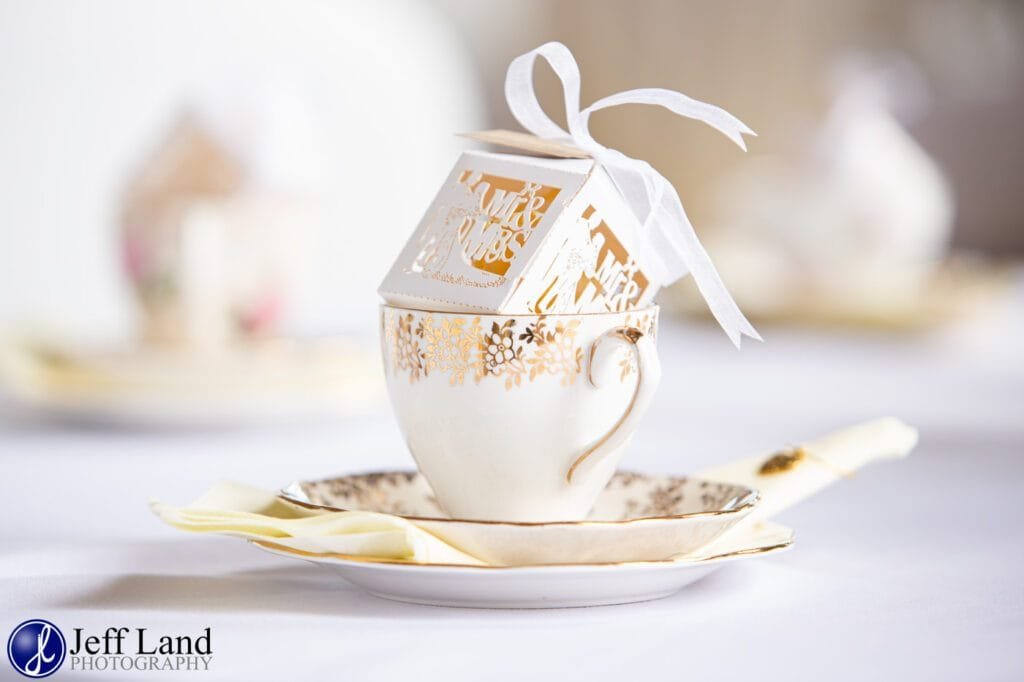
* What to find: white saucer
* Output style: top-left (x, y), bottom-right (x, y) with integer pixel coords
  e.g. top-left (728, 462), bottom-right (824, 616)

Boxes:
top-left (252, 520), bottom-right (793, 608)
top-left (0, 335), bottom-right (383, 427)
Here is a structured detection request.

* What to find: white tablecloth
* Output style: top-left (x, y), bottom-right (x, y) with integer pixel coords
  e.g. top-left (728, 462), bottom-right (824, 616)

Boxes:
top-left (2, 282), bottom-right (1022, 681)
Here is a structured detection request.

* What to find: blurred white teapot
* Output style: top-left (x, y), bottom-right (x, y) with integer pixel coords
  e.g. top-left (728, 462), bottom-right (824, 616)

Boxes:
top-left (703, 54), bottom-right (954, 315)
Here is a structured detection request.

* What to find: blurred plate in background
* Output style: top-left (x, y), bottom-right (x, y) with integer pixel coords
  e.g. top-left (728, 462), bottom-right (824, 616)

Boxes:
top-left (0, 335), bottom-right (384, 428)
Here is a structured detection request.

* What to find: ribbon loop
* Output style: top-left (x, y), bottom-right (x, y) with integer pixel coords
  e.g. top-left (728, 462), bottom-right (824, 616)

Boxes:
top-left (504, 42), bottom-right (760, 346)
top-left (504, 42), bottom-right (580, 143)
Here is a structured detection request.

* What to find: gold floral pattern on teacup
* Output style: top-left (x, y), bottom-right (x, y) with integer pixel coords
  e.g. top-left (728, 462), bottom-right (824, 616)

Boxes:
top-left (383, 309), bottom-right (652, 390)
top-left (420, 314), bottom-right (482, 385)
top-left (391, 313), bottom-right (426, 382)
top-left (382, 308), bottom-right (659, 390)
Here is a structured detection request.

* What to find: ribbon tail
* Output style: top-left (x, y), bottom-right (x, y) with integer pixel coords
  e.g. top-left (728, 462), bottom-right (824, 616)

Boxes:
top-left (580, 88), bottom-right (756, 151)
top-left (600, 159), bottom-right (760, 347)
top-left (655, 185), bottom-right (761, 347)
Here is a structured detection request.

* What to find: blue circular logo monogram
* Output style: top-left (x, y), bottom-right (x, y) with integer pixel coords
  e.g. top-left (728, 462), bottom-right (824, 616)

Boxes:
top-left (7, 620), bottom-right (66, 678)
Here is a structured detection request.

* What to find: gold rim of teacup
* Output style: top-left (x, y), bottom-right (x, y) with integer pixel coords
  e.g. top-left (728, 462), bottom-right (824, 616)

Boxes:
top-left (250, 536), bottom-right (793, 570)
top-left (277, 470), bottom-right (761, 527)
top-left (378, 302), bottom-right (660, 319)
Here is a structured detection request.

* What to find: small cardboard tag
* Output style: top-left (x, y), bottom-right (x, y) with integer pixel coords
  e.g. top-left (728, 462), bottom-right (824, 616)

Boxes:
top-left (458, 130), bottom-right (590, 159)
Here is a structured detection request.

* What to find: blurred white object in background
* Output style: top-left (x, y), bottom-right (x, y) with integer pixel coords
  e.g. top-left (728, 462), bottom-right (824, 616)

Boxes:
top-left (0, 0), bottom-right (485, 342)
top-left (680, 53), bottom-right (957, 324)
top-left (811, 55), bottom-right (953, 281)
top-left (121, 105), bottom-right (314, 350)
top-left (190, 72), bottom-right (329, 197)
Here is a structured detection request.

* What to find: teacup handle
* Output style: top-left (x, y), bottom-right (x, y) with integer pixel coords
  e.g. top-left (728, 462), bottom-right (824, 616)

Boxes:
top-left (566, 325), bottom-right (661, 483)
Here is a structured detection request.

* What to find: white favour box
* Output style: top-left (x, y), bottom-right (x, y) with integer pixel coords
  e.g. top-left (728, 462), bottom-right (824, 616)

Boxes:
top-left (379, 150), bottom-right (656, 314)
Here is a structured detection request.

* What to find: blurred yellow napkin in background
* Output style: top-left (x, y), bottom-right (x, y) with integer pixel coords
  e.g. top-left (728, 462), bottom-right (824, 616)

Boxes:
top-left (151, 481), bottom-right (484, 566)
top-left (0, 333), bottom-right (382, 404)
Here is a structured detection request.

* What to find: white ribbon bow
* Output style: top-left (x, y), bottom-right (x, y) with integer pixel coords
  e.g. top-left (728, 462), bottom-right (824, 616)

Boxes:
top-left (505, 42), bottom-right (760, 346)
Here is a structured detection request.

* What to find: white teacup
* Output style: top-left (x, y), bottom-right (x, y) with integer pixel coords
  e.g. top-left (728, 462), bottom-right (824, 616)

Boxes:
top-left (380, 304), bottom-right (661, 521)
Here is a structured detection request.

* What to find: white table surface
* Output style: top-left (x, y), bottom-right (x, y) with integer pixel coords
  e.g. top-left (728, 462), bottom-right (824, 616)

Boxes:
top-left (2, 281), bottom-right (1023, 681)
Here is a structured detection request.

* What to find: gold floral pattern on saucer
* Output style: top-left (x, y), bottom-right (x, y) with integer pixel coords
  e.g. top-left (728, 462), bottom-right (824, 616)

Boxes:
top-left (289, 470), bottom-right (752, 523)
top-left (279, 470), bottom-right (759, 566)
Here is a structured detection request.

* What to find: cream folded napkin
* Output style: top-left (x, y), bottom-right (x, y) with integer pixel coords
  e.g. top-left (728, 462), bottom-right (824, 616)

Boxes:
top-left (153, 418), bottom-right (916, 566)
top-left (150, 481), bottom-right (484, 565)
top-left (699, 417), bottom-right (918, 524)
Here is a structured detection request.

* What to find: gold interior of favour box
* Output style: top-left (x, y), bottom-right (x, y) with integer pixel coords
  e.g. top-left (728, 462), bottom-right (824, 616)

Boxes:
top-left (455, 171), bottom-right (561, 277)
top-left (530, 205), bottom-right (649, 314)
top-left (405, 169), bottom-right (561, 283)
